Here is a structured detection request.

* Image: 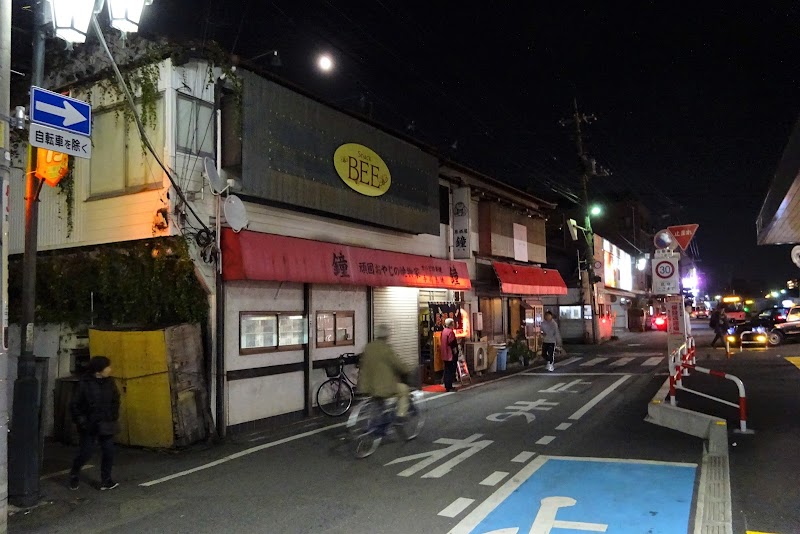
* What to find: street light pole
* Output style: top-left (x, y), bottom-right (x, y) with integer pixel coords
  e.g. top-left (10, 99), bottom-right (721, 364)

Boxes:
top-left (9, 0), bottom-right (46, 508)
top-left (0, 0), bottom-right (13, 526)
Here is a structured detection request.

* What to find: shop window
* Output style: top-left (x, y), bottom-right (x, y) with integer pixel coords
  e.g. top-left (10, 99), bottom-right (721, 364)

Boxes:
top-left (316, 311), bottom-right (355, 348)
top-left (559, 306), bottom-right (582, 320)
top-left (240, 312), bottom-right (307, 354)
top-left (89, 98), bottom-right (165, 198)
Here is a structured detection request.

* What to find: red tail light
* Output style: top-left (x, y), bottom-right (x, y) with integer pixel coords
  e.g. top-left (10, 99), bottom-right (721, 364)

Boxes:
top-left (778, 315), bottom-right (786, 321)
top-left (655, 317), bottom-right (665, 326)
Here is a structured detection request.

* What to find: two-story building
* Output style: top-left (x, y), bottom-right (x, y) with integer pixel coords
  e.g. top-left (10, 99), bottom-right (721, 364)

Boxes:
top-left (9, 45), bottom-right (565, 436)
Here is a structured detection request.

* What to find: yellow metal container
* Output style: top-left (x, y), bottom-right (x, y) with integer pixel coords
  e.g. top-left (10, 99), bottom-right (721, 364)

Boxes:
top-left (89, 329), bottom-right (175, 448)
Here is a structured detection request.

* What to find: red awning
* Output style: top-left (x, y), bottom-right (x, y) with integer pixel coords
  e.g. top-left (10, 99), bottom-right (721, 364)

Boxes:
top-left (222, 229), bottom-right (471, 290)
top-left (492, 261), bottom-right (567, 295)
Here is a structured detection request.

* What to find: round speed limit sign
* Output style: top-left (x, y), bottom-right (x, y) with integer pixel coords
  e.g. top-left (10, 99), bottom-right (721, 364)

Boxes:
top-left (655, 261), bottom-right (675, 279)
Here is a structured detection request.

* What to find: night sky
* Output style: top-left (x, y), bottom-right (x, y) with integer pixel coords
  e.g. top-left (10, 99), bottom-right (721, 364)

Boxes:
top-left (14, 1), bottom-right (800, 292)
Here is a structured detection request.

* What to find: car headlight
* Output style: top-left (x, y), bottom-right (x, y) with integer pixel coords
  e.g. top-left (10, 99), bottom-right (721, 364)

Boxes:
top-left (756, 335), bottom-right (767, 342)
top-left (726, 335), bottom-right (736, 342)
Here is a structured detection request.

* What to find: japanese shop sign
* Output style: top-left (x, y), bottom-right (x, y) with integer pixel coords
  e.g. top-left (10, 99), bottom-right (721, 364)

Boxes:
top-left (429, 302), bottom-right (462, 332)
top-left (452, 187), bottom-right (471, 259)
top-left (333, 143), bottom-right (391, 197)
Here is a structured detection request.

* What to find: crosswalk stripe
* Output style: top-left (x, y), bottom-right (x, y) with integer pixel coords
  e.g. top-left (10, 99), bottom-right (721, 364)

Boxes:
top-left (555, 356), bottom-right (582, 368)
top-left (609, 357), bottom-right (634, 368)
top-left (641, 356), bottom-right (664, 367)
top-left (580, 357), bottom-right (608, 367)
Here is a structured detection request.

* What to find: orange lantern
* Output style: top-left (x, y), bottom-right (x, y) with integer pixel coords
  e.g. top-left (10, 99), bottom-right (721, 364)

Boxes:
top-left (35, 148), bottom-right (69, 187)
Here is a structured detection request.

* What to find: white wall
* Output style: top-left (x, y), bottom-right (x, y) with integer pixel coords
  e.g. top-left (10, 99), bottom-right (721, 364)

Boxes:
top-left (224, 281), bottom-right (305, 425)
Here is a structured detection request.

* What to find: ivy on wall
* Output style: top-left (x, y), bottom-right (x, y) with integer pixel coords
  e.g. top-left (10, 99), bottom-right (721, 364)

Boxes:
top-left (9, 237), bottom-right (208, 327)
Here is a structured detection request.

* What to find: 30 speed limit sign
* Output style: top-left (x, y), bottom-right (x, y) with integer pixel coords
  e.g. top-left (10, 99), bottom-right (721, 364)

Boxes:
top-left (655, 261), bottom-right (675, 279)
top-left (653, 256), bottom-right (679, 294)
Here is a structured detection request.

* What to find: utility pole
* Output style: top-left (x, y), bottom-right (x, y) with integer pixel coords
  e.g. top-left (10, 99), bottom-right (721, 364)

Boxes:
top-left (0, 0), bottom-right (12, 526)
top-left (561, 99), bottom-right (609, 344)
top-left (9, 0), bottom-right (47, 508)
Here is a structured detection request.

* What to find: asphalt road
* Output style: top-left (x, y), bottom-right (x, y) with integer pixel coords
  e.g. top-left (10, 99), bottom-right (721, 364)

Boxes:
top-left (13, 329), bottom-right (710, 534)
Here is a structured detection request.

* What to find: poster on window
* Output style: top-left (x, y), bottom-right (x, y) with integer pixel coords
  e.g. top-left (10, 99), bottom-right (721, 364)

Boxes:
top-left (429, 302), bottom-right (462, 332)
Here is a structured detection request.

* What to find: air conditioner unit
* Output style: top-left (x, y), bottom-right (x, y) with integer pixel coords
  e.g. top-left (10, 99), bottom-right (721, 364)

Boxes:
top-left (464, 341), bottom-right (488, 372)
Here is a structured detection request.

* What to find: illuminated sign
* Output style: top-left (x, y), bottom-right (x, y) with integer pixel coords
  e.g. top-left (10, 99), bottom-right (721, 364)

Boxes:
top-left (722, 296), bottom-right (741, 303)
top-left (333, 143), bottom-right (391, 197)
top-left (34, 148), bottom-right (69, 187)
top-left (601, 238), bottom-right (633, 291)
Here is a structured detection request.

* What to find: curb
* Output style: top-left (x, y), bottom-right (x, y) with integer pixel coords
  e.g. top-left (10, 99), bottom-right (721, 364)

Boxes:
top-left (645, 377), bottom-right (732, 534)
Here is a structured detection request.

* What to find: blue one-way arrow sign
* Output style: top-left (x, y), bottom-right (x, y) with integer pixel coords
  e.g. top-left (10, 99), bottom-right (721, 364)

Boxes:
top-left (30, 86), bottom-right (91, 137)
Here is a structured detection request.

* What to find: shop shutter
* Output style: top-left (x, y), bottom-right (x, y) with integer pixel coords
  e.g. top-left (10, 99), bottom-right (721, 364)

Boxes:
top-left (372, 286), bottom-right (419, 368)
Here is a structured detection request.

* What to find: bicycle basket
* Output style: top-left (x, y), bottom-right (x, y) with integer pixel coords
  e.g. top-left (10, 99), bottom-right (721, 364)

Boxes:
top-left (324, 362), bottom-right (341, 378)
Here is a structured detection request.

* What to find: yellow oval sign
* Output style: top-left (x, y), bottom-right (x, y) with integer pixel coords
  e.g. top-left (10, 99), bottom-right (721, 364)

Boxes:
top-left (333, 143), bottom-right (391, 197)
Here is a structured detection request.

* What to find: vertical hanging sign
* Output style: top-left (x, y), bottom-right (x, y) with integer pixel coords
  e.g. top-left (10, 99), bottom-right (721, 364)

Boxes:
top-left (452, 187), bottom-right (471, 259)
top-left (513, 223), bottom-right (528, 262)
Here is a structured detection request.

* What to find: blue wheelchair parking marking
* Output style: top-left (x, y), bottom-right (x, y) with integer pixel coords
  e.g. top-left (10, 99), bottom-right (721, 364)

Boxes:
top-left (460, 456), bottom-right (696, 534)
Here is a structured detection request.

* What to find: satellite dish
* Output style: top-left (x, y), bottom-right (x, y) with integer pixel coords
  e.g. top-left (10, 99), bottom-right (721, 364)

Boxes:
top-left (791, 246), bottom-right (800, 268)
top-left (223, 195), bottom-right (249, 232)
top-left (204, 157), bottom-right (227, 195)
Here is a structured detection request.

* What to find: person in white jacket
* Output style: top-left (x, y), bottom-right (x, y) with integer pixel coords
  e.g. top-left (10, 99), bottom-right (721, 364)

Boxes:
top-left (540, 311), bottom-right (563, 372)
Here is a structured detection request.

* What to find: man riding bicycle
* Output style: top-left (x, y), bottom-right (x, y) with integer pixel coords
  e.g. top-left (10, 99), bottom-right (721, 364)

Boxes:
top-left (358, 323), bottom-right (413, 418)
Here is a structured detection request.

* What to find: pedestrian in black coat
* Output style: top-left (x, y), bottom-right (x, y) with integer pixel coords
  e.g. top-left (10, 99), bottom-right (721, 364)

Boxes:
top-left (69, 356), bottom-right (120, 491)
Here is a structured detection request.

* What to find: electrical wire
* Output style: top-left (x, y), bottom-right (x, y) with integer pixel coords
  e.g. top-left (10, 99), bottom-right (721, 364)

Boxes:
top-left (90, 15), bottom-right (210, 233)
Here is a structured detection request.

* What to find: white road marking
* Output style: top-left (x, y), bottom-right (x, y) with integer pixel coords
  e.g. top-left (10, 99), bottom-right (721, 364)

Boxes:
top-left (641, 356), bottom-right (664, 366)
top-left (627, 343), bottom-right (643, 347)
top-left (141, 391), bottom-right (453, 487)
top-left (539, 379), bottom-right (592, 393)
top-left (579, 357), bottom-right (608, 367)
top-left (536, 435), bottom-right (556, 445)
top-left (385, 434), bottom-right (494, 478)
top-left (480, 471), bottom-right (509, 486)
top-left (522, 372), bottom-right (630, 377)
top-left (448, 455), bottom-right (548, 534)
top-left (511, 451), bottom-right (536, 463)
top-left (609, 357), bottom-right (634, 368)
top-left (568, 375), bottom-right (632, 420)
top-left (555, 423), bottom-right (572, 431)
top-left (42, 465), bottom-right (92, 480)
top-left (438, 497), bottom-right (475, 518)
top-left (555, 356), bottom-right (582, 367)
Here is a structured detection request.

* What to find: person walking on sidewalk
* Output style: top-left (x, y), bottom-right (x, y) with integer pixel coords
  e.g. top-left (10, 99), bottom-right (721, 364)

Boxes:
top-left (69, 356), bottom-right (120, 491)
top-left (710, 308), bottom-right (728, 348)
top-left (541, 311), bottom-right (563, 372)
top-left (441, 318), bottom-right (459, 391)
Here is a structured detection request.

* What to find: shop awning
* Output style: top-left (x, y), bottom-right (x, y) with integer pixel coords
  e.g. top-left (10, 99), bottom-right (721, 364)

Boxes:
top-left (492, 261), bottom-right (567, 296)
top-left (222, 229), bottom-right (471, 290)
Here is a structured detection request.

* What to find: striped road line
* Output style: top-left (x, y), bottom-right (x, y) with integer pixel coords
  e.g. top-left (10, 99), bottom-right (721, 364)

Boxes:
top-left (609, 357), bottom-right (635, 368)
top-left (641, 356), bottom-right (664, 366)
top-left (580, 357), bottom-right (608, 367)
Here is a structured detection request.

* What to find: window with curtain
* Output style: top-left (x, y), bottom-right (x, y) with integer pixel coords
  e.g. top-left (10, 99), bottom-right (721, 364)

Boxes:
top-left (240, 312), bottom-right (307, 354)
top-left (89, 98), bottom-right (165, 197)
top-left (176, 95), bottom-right (215, 157)
top-left (316, 311), bottom-right (355, 348)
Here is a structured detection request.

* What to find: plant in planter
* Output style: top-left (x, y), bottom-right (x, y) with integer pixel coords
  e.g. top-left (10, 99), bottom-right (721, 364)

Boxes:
top-left (507, 329), bottom-right (535, 367)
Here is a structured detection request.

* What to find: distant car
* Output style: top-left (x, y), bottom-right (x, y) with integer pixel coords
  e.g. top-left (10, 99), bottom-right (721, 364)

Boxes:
top-left (651, 313), bottom-right (668, 331)
top-left (691, 307), bottom-right (709, 320)
top-left (725, 323), bottom-right (769, 347)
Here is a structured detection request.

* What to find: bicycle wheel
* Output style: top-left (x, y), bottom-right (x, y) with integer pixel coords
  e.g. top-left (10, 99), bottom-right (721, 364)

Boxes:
top-left (396, 393), bottom-right (425, 441)
top-left (347, 399), bottom-right (382, 458)
top-left (317, 378), bottom-right (354, 417)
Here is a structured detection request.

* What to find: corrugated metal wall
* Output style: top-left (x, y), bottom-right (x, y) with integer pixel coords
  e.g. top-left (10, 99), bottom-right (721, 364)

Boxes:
top-left (240, 71), bottom-right (440, 235)
top-left (372, 286), bottom-right (419, 368)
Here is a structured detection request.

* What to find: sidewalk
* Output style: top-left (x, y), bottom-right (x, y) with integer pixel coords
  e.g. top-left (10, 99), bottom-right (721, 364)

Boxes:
top-left (670, 342), bottom-right (800, 534)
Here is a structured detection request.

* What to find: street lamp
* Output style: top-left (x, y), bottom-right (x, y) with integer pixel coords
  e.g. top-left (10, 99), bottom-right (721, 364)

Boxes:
top-left (590, 205), bottom-right (602, 217)
top-left (51, 0), bottom-right (153, 43)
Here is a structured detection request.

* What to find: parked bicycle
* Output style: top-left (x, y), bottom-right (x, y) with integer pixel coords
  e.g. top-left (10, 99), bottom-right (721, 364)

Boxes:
top-left (346, 389), bottom-right (425, 458)
top-left (316, 353), bottom-right (359, 417)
